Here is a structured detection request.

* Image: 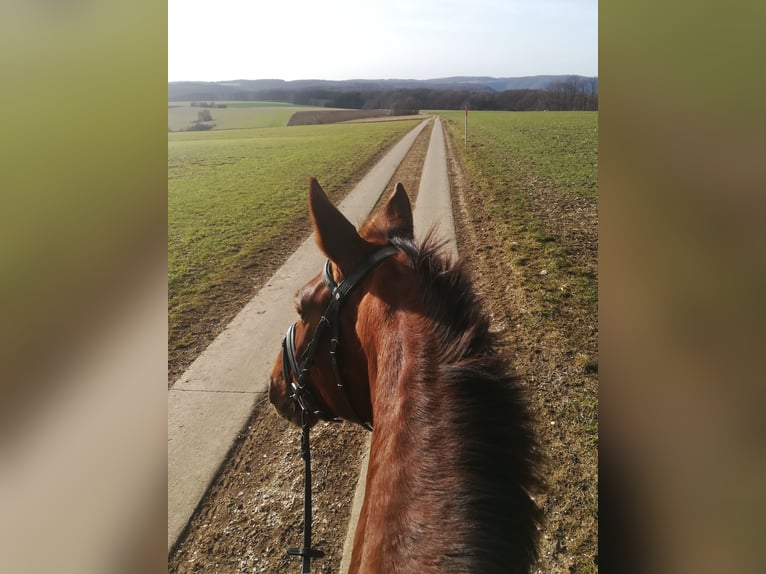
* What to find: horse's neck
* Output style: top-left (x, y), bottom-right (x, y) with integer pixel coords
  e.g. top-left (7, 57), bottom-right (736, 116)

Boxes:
top-left (351, 321), bottom-right (538, 574)
top-left (356, 332), bottom-right (464, 570)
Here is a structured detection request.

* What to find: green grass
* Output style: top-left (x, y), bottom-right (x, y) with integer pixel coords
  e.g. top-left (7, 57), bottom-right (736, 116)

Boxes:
top-left (436, 110), bottom-right (597, 196)
top-left (169, 101), bottom-right (302, 108)
top-left (168, 119), bottom-right (419, 350)
top-left (438, 111), bottom-right (598, 321)
top-left (167, 102), bottom-right (331, 132)
top-left (436, 110), bottom-right (599, 574)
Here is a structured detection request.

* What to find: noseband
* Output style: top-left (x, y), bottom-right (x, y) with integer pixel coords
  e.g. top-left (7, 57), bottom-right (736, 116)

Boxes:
top-left (280, 244), bottom-right (397, 573)
top-left (282, 244), bottom-right (398, 430)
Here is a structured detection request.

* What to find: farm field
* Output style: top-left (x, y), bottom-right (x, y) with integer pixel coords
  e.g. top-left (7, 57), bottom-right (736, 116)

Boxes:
top-left (167, 101), bottom-right (329, 132)
top-left (438, 111), bottom-right (597, 320)
top-left (438, 110), bottom-right (598, 572)
top-left (168, 119), bottom-right (420, 383)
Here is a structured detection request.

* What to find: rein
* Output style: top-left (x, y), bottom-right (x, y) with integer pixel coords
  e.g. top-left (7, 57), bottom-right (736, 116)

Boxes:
top-left (281, 244), bottom-right (398, 573)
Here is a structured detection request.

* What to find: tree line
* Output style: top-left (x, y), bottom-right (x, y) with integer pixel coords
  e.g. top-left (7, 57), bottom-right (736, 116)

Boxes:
top-left (220, 78), bottom-right (597, 112)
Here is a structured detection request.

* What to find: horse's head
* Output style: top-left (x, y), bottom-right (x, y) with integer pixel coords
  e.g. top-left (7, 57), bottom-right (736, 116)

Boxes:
top-left (268, 177), bottom-right (414, 428)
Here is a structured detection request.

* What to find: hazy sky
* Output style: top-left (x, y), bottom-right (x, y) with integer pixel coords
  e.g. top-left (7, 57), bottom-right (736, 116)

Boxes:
top-left (168, 0), bottom-right (597, 82)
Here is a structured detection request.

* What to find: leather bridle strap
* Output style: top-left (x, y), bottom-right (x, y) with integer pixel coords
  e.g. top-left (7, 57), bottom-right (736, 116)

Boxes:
top-left (283, 320), bottom-right (337, 421)
top-left (321, 244), bottom-right (399, 303)
top-left (283, 244), bottom-right (398, 573)
top-left (287, 409), bottom-right (324, 574)
top-left (320, 245), bottom-right (399, 430)
top-left (283, 244), bottom-right (399, 426)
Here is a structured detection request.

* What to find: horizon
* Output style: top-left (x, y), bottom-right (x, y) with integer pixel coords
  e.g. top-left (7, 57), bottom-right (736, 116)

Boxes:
top-left (169, 0), bottom-right (597, 83)
top-left (169, 73), bottom-right (598, 84)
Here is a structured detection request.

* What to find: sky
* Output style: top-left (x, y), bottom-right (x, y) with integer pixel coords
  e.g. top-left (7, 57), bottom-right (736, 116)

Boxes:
top-left (168, 0), bottom-right (597, 82)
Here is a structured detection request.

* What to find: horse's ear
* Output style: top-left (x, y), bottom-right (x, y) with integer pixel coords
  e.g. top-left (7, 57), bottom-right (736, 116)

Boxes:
top-left (381, 182), bottom-right (414, 240)
top-left (309, 178), bottom-right (371, 275)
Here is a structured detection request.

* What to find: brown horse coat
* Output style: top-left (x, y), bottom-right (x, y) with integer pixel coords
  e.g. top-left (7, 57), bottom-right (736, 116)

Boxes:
top-left (270, 179), bottom-right (541, 573)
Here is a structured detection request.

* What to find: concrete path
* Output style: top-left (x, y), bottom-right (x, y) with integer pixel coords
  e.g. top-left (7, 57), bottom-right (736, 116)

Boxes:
top-left (338, 116), bottom-right (458, 572)
top-left (168, 118), bottom-right (431, 552)
top-left (413, 116), bottom-right (458, 260)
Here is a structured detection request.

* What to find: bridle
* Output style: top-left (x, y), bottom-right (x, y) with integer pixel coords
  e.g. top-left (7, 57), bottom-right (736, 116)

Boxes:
top-left (282, 243), bottom-right (398, 430)
top-left (280, 244), bottom-right (398, 573)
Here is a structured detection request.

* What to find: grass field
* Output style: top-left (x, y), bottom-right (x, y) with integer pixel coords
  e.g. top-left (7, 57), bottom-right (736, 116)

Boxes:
top-left (438, 110), bottom-right (598, 573)
top-left (437, 111), bottom-right (597, 193)
top-left (167, 102), bottom-right (330, 132)
top-left (439, 111), bottom-right (598, 316)
top-left (168, 119), bottom-right (419, 378)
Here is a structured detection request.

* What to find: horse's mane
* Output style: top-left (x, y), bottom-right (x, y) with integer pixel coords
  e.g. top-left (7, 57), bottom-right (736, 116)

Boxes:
top-left (378, 229), bottom-right (543, 572)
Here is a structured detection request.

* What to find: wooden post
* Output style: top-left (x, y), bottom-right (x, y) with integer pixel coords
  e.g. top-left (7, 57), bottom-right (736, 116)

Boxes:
top-left (464, 105), bottom-right (468, 147)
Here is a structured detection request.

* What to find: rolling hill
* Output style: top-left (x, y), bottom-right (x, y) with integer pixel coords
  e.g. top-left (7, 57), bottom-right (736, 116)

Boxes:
top-left (168, 75), bottom-right (597, 102)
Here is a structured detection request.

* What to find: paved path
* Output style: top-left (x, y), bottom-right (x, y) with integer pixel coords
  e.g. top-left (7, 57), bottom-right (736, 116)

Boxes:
top-left (338, 116), bottom-right (458, 572)
top-left (168, 118), bottom-right (431, 552)
top-left (413, 116), bottom-right (458, 260)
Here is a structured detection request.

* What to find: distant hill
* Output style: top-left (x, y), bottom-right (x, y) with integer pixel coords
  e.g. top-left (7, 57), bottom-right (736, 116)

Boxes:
top-left (168, 75), bottom-right (597, 102)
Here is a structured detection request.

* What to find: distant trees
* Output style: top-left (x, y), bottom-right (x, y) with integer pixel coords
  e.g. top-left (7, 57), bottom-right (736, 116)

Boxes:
top-left (358, 84), bottom-right (597, 112)
top-left (548, 77), bottom-right (598, 110)
top-left (332, 91), bottom-right (365, 109)
top-left (179, 82), bottom-right (598, 114)
top-left (391, 97), bottom-right (420, 116)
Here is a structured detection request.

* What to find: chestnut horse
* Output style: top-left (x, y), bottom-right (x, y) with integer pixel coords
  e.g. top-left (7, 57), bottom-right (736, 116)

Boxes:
top-left (269, 178), bottom-right (541, 573)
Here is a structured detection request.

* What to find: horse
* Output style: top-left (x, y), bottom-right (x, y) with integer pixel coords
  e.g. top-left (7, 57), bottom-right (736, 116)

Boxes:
top-left (269, 178), bottom-right (542, 573)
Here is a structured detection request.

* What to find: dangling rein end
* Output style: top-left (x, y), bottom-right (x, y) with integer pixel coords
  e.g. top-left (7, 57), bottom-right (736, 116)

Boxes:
top-left (287, 411), bottom-right (325, 573)
top-left (287, 547), bottom-right (325, 559)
